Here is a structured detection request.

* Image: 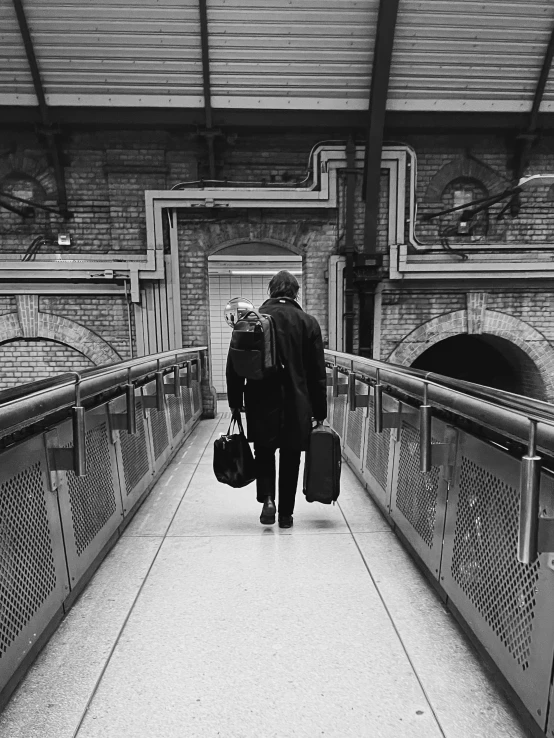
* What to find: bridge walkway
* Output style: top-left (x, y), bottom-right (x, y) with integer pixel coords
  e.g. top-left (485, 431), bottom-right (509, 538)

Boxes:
top-left (0, 414), bottom-right (527, 738)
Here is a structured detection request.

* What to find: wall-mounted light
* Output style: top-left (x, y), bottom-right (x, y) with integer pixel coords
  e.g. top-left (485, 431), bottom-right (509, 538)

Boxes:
top-left (57, 232), bottom-right (71, 248)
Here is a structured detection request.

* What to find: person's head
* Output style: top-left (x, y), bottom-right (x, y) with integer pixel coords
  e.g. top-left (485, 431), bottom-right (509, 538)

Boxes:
top-left (268, 270), bottom-right (299, 300)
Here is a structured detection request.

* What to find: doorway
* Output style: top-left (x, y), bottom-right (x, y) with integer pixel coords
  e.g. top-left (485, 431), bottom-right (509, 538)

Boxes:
top-left (208, 244), bottom-right (302, 395)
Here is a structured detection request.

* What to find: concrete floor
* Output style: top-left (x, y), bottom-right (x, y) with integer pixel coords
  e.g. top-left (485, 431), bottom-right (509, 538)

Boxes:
top-left (0, 414), bottom-right (529, 738)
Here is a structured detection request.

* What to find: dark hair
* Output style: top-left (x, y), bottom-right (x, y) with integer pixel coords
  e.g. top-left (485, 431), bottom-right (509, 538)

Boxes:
top-left (268, 270), bottom-right (299, 299)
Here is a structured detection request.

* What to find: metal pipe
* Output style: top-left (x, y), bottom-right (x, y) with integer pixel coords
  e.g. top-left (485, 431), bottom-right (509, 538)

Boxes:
top-left (419, 403), bottom-right (432, 473)
top-left (172, 363), bottom-right (181, 396)
top-left (186, 361), bottom-right (193, 389)
top-left (518, 421), bottom-right (542, 564)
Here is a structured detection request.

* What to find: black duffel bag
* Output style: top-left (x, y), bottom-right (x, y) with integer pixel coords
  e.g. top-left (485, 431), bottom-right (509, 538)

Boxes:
top-left (213, 409), bottom-right (256, 488)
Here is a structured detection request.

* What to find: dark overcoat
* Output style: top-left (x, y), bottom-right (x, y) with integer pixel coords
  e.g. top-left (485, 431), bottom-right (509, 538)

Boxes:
top-left (226, 297), bottom-right (327, 451)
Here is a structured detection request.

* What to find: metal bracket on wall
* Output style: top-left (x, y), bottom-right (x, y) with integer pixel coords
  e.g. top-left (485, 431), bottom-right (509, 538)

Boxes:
top-left (142, 362), bottom-right (165, 412)
top-left (110, 373), bottom-right (138, 435)
top-left (347, 373), bottom-right (370, 410)
top-left (163, 363), bottom-right (181, 397)
top-left (46, 373), bottom-right (87, 478)
top-left (331, 366), bottom-right (349, 397)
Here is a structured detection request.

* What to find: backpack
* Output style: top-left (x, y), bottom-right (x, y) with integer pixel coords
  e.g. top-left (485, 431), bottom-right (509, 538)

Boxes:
top-left (228, 308), bottom-right (280, 380)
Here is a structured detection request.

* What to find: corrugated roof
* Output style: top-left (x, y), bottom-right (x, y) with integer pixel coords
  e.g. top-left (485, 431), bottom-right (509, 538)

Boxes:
top-left (1, 0), bottom-right (554, 112)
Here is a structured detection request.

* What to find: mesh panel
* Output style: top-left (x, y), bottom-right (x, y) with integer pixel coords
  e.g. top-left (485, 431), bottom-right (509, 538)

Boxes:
top-left (395, 423), bottom-right (440, 548)
top-left (332, 395), bottom-right (346, 439)
top-left (150, 407), bottom-right (169, 460)
top-left (67, 422), bottom-right (117, 556)
top-left (346, 406), bottom-right (364, 458)
top-left (193, 381), bottom-right (202, 414)
top-left (0, 462), bottom-right (57, 655)
top-left (167, 393), bottom-right (182, 438)
top-left (181, 387), bottom-right (193, 424)
top-left (451, 457), bottom-right (540, 672)
top-left (365, 401), bottom-right (392, 490)
top-left (120, 400), bottom-right (150, 496)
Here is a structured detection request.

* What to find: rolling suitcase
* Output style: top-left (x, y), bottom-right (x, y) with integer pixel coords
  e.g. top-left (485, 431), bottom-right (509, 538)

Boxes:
top-left (303, 422), bottom-right (341, 504)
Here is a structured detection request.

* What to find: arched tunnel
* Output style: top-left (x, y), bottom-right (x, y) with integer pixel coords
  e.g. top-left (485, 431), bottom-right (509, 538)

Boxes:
top-left (410, 333), bottom-right (547, 400)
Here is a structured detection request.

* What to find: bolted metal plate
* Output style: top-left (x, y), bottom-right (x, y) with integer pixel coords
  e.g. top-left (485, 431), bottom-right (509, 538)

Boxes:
top-left (441, 431), bottom-right (554, 728)
top-left (0, 436), bottom-right (68, 694)
top-left (56, 407), bottom-right (123, 588)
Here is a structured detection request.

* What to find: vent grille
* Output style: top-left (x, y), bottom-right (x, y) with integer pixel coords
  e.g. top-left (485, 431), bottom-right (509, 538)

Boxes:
top-left (0, 462), bottom-right (57, 656)
top-left (150, 407), bottom-right (169, 460)
top-left (451, 457), bottom-right (540, 672)
top-left (346, 405), bottom-right (364, 458)
top-left (120, 400), bottom-right (150, 496)
top-left (396, 424), bottom-right (439, 548)
top-left (167, 393), bottom-right (183, 438)
top-left (67, 422), bottom-right (117, 556)
top-left (365, 401), bottom-right (392, 491)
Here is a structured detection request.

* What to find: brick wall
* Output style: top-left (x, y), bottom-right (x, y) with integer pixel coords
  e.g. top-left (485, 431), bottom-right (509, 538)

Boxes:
top-left (3, 127), bottom-right (554, 395)
top-left (0, 339), bottom-right (94, 388)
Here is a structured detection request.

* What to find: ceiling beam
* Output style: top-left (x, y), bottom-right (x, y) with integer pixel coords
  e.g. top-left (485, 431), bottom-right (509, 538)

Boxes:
top-left (11, 0), bottom-right (70, 218)
top-left (198, 0), bottom-right (216, 179)
top-left (4, 107), bottom-right (554, 133)
top-left (362, 0), bottom-right (400, 256)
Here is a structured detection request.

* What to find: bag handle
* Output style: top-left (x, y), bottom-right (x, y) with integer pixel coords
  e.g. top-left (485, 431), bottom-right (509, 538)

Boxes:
top-left (227, 408), bottom-right (246, 436)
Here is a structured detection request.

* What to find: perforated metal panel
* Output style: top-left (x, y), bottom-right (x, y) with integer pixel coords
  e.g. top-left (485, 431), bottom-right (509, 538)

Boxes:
top-left (365, 401), bottom-right (392, 492)
top-left (389, 416), bottom-right (448, 576)
top-left (193, 380), bottom-right (202, 417)
top-left (331, 394), bottom-right (347, 441)
top-left (441, 432), bottom-right (554, 726)
top-left (182, 387), bottom-right (193, 425)
top-left (395, 424), bottom-right (440, 548)
top-left (119, 399), bottom-right (151, 497)
top-left (0, 437), bottom-right (68, 694)
top-left (167, 393), bottom-right (183, 438)
top-left (66, 423), bottom-right (117, 556)
top-left (56, 407), bottom-right (123, 587)
top-left (150, 406), bottom-right (169, 460)
top-left (346, 406), bottom-right (364, 460)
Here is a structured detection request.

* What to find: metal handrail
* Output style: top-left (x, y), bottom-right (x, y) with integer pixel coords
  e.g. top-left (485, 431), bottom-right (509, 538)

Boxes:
top-left (0, 347), bottom-right (207, 437)
top-left (325, 349), bottom-right (554, 455)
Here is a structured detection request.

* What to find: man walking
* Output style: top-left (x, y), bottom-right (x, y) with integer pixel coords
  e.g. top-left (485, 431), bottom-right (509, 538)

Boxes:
top-left (226, 270), bottom-right (327, 528)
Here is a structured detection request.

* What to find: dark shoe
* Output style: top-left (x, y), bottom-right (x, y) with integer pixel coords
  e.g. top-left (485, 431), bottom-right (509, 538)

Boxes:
top-left (278, 515), bottom-right (293, 529)
top-left (260, 496), bottom-right (276, 525)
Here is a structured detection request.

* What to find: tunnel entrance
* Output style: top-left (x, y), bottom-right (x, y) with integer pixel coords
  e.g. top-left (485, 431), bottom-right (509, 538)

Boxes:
top-left (410, 333), bottom-right (547, 400)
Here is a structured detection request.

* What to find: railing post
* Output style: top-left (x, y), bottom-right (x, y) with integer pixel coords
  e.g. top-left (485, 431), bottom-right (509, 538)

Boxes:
top-left (518, 420), bottom-right (541, 564)
top-left (420, 383), bottom-right (432, 473)
top-left (125, 377), bottom-right (137, 435)
top-left (374, 369), bottom-right (383, 433)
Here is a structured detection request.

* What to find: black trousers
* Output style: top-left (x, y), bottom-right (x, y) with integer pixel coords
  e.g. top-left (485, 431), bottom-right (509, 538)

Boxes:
top-left (254, 445), bottom-right (301, 517)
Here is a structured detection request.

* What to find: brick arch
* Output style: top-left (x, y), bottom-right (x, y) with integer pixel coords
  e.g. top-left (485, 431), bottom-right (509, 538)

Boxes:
top-left (423, 159), bottom-right (505, 202)
top-left (0, 147), bottom-right (57, 197)
top-left (0, 312), bottom-right (120, 366)
top-left (387, 310), bottom-right (554, 396)
top-left (208, 236), bottom-right (303, 257)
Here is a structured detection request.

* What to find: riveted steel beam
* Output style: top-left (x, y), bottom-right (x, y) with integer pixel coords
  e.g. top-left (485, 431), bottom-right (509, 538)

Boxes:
top-left (363, 0), bottom-right (400, 256)
top-left (11, 0), bottom-right (70, 218)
